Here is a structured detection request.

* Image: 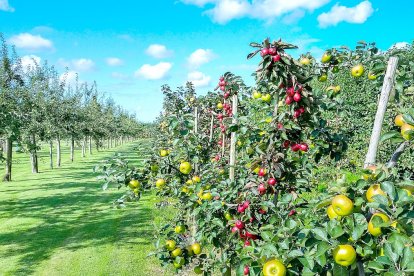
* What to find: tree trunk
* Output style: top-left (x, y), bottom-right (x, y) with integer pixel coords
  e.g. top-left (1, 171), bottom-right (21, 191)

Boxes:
top-left (70, 136), bottom-right (74, 163)
top-left (49, 140), bottom-right (53, 169)
top-left (110, 138), bottom-right (113, 148)
top-left (3, 137), bottom-right (12, 181)
top-left (107, 139), bottom-right (110, 149)
top-left (96, 139), bottom-right (99, 152)
top-left (30, 134), bottom-right (39, 173)
top-left (229, 94), bottom-right (238, 181)
top-left (82, 137), bottom-right (86, 157)
top-left (57, 136), bottom-right (61, 168)
top-left (88, 136), bottom-right (92, 155)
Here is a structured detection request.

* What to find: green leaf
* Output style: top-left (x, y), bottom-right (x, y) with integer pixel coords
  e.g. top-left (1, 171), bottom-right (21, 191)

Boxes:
top-left (380, 131), bottom-right (401, 143)
top-left (312, 228), bottom-right (329, 242)
top-left (367, 261), bottom-right (384, 271)
top-left (401, 246), bottom-right (414, 269)
top-left (381, 181), bottom-right (396, 201)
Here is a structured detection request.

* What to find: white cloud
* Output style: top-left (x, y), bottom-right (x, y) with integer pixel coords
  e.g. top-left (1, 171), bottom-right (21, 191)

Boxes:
top-left (182, 0), bottom-right (331, 24)
top-left (187, 49), bottom-right (216, 69)
top-left (72, 58), bottom-right (95, 72)
top-left (8, 33), bottom-right (53, 51)
top-left (20, 55), bottom-right (41, 72)
top-left (318, 1), bottom-right (374, 28)
top-left (106, 57), bottom-right (123, 66)
top-left (145, 44), bottom-right (173, 59)
top-left (0, 0), bottom-right (14, 12)
top-left (134, 62), bottom-right (172, 80)
top-left (187, 71), bottom-right (211, 88)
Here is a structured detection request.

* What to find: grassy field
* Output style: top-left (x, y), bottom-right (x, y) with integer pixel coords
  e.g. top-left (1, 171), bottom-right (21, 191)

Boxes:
top-left (0, 140), bottom-right (173, 276)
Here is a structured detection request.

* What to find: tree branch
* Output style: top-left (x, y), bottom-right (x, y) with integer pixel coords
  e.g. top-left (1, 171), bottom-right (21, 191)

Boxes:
top-left (386, 141), bottom-right (410, 169)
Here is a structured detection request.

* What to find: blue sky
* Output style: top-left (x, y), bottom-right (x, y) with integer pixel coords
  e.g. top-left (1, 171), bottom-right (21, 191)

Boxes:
top-left (0, 0), bottom-right (413, 122)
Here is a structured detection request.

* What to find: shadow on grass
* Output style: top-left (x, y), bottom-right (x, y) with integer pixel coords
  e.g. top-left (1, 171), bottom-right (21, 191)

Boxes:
top-left (0, 141), bottom-right (157, 275)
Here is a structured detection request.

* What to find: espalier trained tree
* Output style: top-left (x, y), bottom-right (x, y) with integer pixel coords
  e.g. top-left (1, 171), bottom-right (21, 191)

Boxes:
top-left (96, 38), bottom-right (414, 275)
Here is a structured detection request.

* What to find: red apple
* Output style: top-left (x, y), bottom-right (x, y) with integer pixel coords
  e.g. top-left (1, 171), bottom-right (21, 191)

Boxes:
top-left (288, 209), bottom-right (296, 216)
top-left (293, 93), bottom-right (301, 102)
top-left (259, 208), bottom-right (267, 214)
top-left (293, 109), bottom-right (301, 118)
top-left (300, 143), bottom-right (308, 152)
top-left (243, 201), bottom-right (250, 209)
top-left (231, 226), bottom-right (239, 233)
top-left (298, 106), bottom-right (305, 114)
top-left (220, 85), bottom-right (225, 91)
top-left (244, 240), bottom-right (251, 247)
top-left (238, 205), bottom-right (246, 213)
top-left (258, 183), bottom-right (266, 194)
top-left (277, 123), bottom-right (283, 130)
top-left (260, 48), bottom-right (269, 57)
top-left (273, 54), bottom-right (281, 62)
top-left (219, 80), bottom-right (226, 86)
top-left (268, 47), bottom-right (277, 55)
top-left (235, 220), bottom-right (244, 229)
top-left (224, 92), bottom-right (230, 99)
top-left (258, 168), bottom-right (266, 177)
top-left (291, 143), bottom-right (301, 152)
top-left (285, 96), bottom-right (293, 105)
top-left (244, 266), bottom-right (250, 275)
top-left (282, 140), bottom-right (290, 148)
top-left (268, 178), bottom-right (277, 186)
top-left (286, 87), bottom-right (295, 97)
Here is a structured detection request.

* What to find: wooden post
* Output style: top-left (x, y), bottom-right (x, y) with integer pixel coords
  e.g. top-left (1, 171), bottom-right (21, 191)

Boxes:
top-left (229, 94), bottom-right (238, 181)
top-left (3, 137), bottom-right (12, 181)
top-left (364, 56), bottom-right (398, 168)
top-left (194, 106), bottom-right (198, 134)
top-left (194, 106), bottom-right (199, 173)
top-left (56, 136), bottom-right (61, 168)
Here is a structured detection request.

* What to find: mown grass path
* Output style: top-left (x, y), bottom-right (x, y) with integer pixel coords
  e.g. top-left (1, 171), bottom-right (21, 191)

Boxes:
top-left (0, 140), bottom-right (170, 276)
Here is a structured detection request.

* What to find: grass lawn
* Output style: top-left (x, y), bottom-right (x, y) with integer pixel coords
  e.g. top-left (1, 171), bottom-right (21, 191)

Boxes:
top-left (0, 140), bottom-right (173, 276)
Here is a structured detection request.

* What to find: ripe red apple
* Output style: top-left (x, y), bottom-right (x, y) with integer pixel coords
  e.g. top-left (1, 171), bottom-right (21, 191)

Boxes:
top-left (237, 205), bottom-right (246, 213)
top-left (259, 208), bottom-right (267, 214)
top-left (217, 114), bottom-right (223, 120)
top-left (239, 230), bottom-right (247, 239)
top-left (268, 178), bottom-right (277, 186)
top-left (244, 266), bottom-right (250, 275)
top-left (288, 209), bottom-right (296, 216)
top-left (293, 93), bottom-right (301, 102)
top-left (285, 96), bottom-right (293, 105)
top-left (215, 155), bottom-right (220, 161)
top-left (277, 123), bottom-right (283, 130)
top-left (244, 240), bottom-right (251, 247)
top-left (298, 106), bottom-right (305, 114)
top-left (243, 201), bottom-right (250, 209)
top-left (260, 48), bottom-right (269, 57)
top-left (291, 143), bottom-right (301, 152)
top-left (231, 226), bottom-right (239, 233)
top-left (273, 54), bottom-right (281, 62)
top-left (293, 109), bottom-right (301, 118)
top-left (220, 85), bottom-right (225, 91)
top-left (258, 168), bottom-right (266, 177)
top-left (268, 47), bottom-right (277, 55)
top-left (235, 220), bottom-right (245, 229)
top-left (219, 80), bottom-right (226, 86)
top-left (282, 140), bottom-right (290, 148)
top-left (300, 143), bottom-right (308, 152)
top-left (258, 183), bottom-right (266, 194)
top-left (245, 231), bottom-right (258, 240)
top-left (286, 87), bottom-right (295, 97)
top-left (224, 92), bottom-right (230, 99)
top-left (219, 76), bottom-right (224, 81)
